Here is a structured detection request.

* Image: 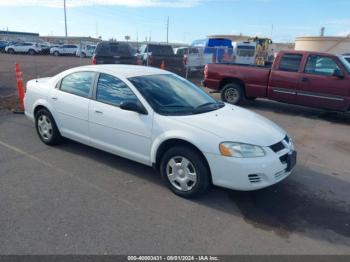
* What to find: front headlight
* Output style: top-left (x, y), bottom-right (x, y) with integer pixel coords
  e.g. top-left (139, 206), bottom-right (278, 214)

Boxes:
top-left (219, 142), bottom-right (266, 158)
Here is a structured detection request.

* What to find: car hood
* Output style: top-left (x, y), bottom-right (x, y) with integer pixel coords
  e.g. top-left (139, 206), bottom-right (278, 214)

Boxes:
top-left (169, 104), bottom-right (286, 147)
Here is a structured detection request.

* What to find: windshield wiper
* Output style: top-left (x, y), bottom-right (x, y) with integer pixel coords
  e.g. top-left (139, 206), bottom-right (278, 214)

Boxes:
top-left (192, 101), bottom-right (224, 114)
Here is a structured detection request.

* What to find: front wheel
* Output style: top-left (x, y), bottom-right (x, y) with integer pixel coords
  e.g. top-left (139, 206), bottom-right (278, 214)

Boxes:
top-left (8, 48), bottom-right (15, 54)
top-left (35, 109), bottom-right (62, 145)
top-left (53, 51), bottom-right (60, 56)
top-left (221, 83), bottom-right (244, 105)
top-left (160, 146), bottom-right (211, 198)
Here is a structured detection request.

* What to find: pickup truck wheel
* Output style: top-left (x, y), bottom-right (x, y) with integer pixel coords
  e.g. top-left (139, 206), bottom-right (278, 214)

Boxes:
top-left (160, 146), bottom-right (210, 198)
top-left (8, 48), bottom-right (15, 54)
top-left (53, 51), bottom-right (60, 56)
top-left (35, 109), bottom-right (62, 145)
top-left (221, 83), bottom-right (244, 105)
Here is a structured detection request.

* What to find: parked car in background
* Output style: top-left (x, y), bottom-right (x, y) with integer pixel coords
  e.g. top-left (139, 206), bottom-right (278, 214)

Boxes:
top-left (203, 50), bottom-right (350, 112)
top-left (92, 41), bottom-right (138, 65)
top-left (76, 45), bottom-right (96, 58)
top-left (5, 42), bottom-right (42, 55)
top-left (0, 41), bottom-right (9, 52)
top-left (50, 44), bottom-right (78, 56)
top-left (175, 46), bottom-right (212, 72)
top-left (137, 44), bottom-right (184, 75)
top-left (24, 65), bottom-right (296, 198)
top-left (39, 43), bottom-right (51, 55)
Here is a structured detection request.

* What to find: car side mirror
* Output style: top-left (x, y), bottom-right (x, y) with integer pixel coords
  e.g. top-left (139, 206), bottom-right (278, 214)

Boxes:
top-left (120, 100), bottom-right (148, 115)
top-left (333, 69), bottom-right (344, 79)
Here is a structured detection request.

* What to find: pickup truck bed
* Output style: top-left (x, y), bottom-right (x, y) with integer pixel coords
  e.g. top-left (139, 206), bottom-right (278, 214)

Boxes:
top-left (204, 50), bottom-right (350, 112)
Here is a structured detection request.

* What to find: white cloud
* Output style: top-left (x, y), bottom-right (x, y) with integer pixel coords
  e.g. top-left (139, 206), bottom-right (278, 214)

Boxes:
top-left (0, 0), bottom-right (202, 8)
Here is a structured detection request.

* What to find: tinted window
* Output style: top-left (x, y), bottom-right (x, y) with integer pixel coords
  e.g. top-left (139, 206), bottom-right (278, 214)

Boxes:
top-left (278, 54), bottom-right (302, 72)
top-left (305, 55), bottom-right (340, 76)
top-left (96, 42), bottom-right (132, 56)
top-left (96, 73), bottom-right (138, 106)
top-left (146, 45), bottom-right (174, 55)
top-left (60, 72), bottom-right (95, 98)
top-left (129, 74), bottom-right (219, 115)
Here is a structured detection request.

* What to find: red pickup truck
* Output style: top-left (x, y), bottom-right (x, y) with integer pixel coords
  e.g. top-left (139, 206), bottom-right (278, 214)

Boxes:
top-left (203, 51), bottom-right (350, 111)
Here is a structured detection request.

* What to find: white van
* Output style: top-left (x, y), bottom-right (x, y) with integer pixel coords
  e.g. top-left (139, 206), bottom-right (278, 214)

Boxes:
top-left (233, 42), bottom-right (256, 65)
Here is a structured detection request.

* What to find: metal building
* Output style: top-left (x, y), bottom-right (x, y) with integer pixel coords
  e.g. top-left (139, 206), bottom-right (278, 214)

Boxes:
top-left (0, 30), bottom-right (39, 42)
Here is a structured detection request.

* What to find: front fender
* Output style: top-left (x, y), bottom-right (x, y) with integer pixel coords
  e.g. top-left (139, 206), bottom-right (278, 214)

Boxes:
top-left (150, 129), bottom-right (219, 164)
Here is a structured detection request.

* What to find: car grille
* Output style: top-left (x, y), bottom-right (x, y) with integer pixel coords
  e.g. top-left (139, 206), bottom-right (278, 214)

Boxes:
top-left (269, 135), bottom-right (289, 153)
top-left (248, 174), bottom-right (262, 184)
top-left (279, 153), bottom-right (288, 164)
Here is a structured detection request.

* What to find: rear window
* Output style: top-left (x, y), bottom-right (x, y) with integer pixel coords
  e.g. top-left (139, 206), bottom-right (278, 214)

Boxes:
top-left (96, 42), bottom-right (132, 56)
top-left (146, 45), bottom-right (174, 55)
top-left (278, 54), bottom-right (302, 72)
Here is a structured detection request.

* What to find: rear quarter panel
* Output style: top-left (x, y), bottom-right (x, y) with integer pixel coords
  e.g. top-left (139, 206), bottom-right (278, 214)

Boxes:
top-left (205, 64), bottom-right (270, 98)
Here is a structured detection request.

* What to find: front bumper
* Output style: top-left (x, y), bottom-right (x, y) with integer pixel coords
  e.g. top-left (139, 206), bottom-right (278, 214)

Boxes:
top-left (204, 147), bottom-right (296, 191)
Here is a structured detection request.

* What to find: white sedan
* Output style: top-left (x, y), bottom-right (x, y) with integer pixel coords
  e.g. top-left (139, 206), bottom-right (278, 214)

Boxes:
top-left (24, 65), bottom-right (296, 198)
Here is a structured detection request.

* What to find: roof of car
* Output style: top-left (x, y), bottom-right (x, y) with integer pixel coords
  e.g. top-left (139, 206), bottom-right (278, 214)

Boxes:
top-left (75, 65), bottom-right (170, 78)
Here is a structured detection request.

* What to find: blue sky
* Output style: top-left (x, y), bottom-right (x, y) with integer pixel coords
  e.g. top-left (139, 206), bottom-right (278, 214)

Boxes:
top-left (0, 0), bottom-right (350, 43)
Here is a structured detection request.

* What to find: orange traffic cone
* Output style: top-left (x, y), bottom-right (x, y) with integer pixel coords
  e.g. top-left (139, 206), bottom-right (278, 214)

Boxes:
top-left (160, 60), bottom-right (165, 70)
top-left (14, 63), bottom-right (25, 113)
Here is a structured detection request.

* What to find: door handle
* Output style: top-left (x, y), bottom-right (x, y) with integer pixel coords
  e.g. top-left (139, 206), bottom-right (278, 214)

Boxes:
top-left (95, 110), bottom-right (103, 114)
top-left (51, 97), bottom-right (58, 100)
top-left (301, 77), bottom-right (309, 83)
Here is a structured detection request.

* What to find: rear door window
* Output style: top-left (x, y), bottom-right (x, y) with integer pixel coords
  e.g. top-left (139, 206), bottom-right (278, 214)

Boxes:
top-left (278, 54), bottom-right (303, 72)
top-left (60, 72), bottom-right (95, 98)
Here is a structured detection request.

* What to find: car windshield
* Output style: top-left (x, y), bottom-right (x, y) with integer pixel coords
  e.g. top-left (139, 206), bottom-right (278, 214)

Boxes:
top-left (128, 74), bottom-right (224, 116)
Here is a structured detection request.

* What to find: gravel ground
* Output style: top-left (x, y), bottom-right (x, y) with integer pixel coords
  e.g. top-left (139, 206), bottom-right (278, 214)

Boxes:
top-left (0, 53), bottom-right (90, 110)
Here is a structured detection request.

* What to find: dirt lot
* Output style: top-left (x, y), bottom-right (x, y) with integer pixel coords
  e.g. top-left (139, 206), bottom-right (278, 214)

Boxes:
top-left (1, 54), bottom-right (350, 254)
top-left (0, 53), bottom-right (90, 110)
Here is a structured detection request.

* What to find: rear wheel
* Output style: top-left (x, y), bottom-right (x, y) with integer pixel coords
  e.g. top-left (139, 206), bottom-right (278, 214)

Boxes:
top-left (35, 109), bottom-right (62, 145)
top-left (53, 51), bottom-right (60, 56)
top-left (221, 83), bottom-right (244, 105)
top-left (28, 49), bottom-right (35, 55)
top-left (160, 146), bottom-right (211, 198)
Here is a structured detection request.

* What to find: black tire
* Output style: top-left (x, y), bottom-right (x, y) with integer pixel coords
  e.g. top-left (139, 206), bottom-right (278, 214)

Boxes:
top-left (35, 109), bottom-right (62, 145)
top-left (28, 49), bottom-right (35, 55)
top-left (54, 51), bottom-right (60, 56)
top-left (81, 52), bottom-right (86, 58)
top-left (8, 48), bottom-right (15, 54)
top-left (221, 83), bottom-right (245, 105)
top-left (160, 146), bottom-right (211, 198)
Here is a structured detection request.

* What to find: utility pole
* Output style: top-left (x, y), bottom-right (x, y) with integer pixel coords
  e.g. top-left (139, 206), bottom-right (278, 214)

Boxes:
top-left (64, 0), bottom-right (68, 42)
top-left (166, 16), bottom-right (169, 44)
